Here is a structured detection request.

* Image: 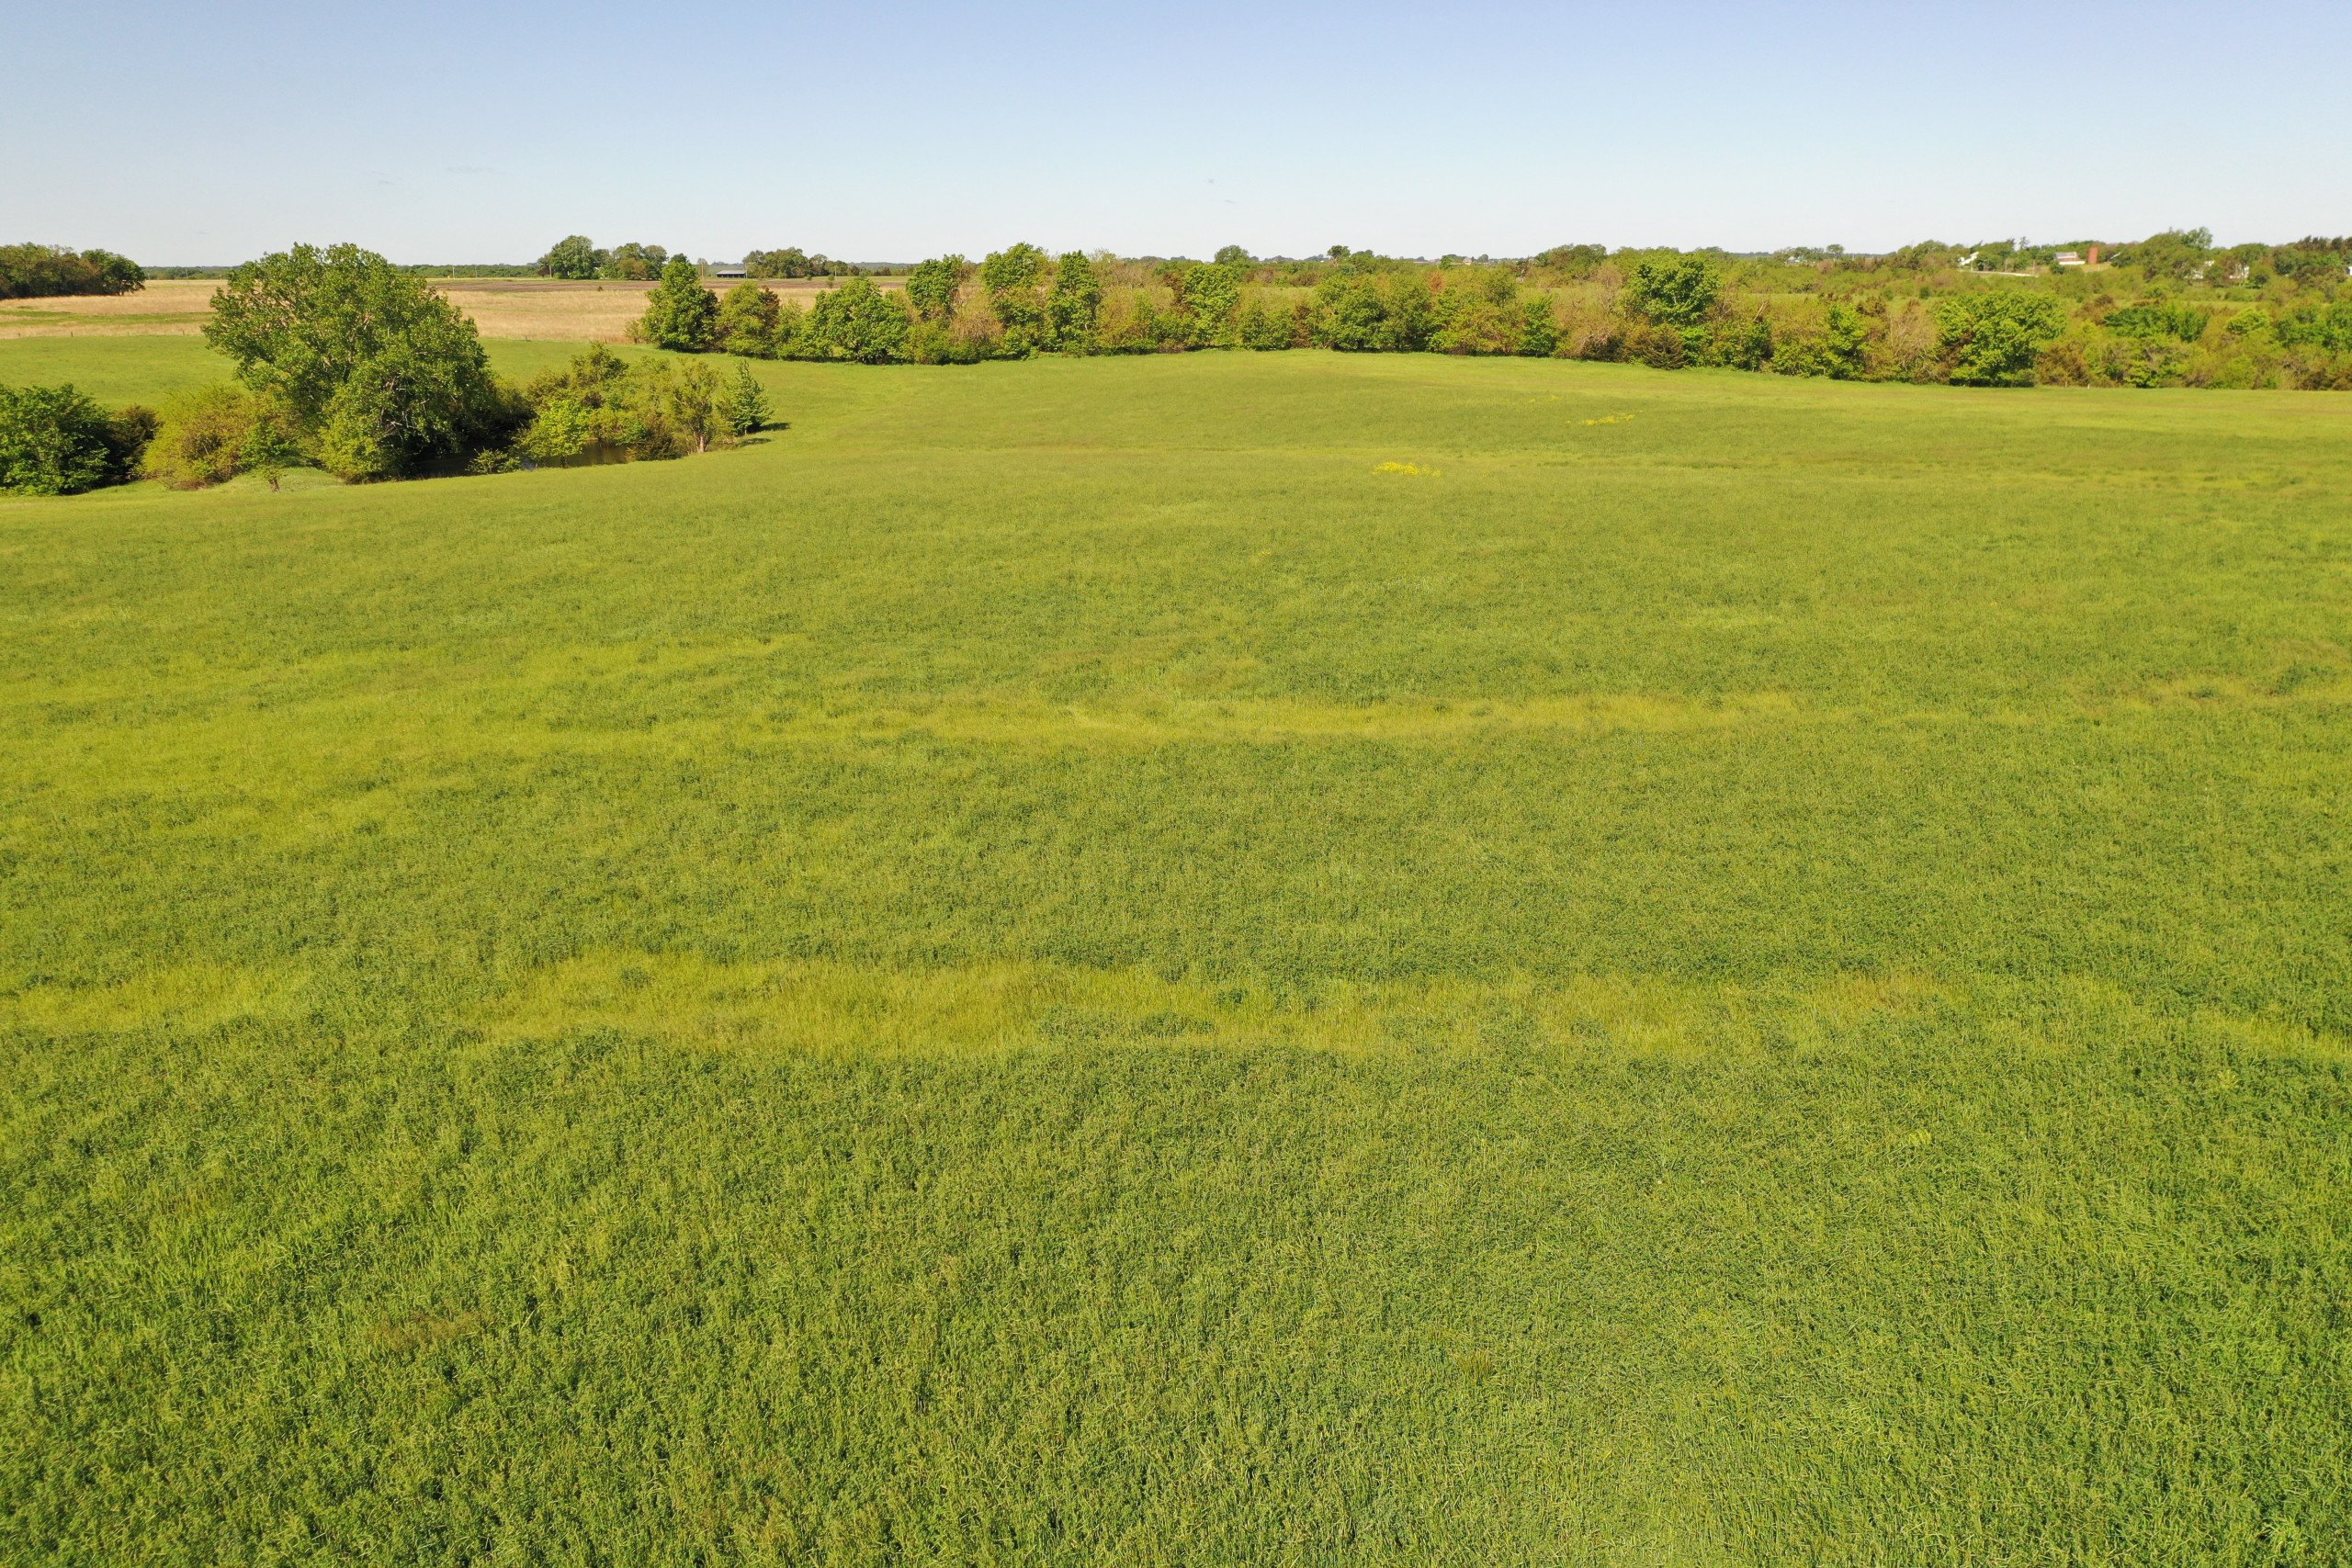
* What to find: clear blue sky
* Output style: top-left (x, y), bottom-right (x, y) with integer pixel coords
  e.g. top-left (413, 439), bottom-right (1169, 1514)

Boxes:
top-left (7, 0), bottom-right (2347, 264)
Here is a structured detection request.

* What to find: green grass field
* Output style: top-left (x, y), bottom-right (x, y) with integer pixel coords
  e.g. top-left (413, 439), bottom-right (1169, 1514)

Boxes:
top-left (4, 339), bottom-right (2349, 1565)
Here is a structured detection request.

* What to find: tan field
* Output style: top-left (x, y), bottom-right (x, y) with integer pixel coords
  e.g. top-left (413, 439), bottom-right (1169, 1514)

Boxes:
top-left (0, 276), bottom-right (893, 343)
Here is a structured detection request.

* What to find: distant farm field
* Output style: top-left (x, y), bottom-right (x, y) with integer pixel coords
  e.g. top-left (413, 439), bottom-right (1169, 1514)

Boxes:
top-left (3, 344), bottom-right (2349, 1564)
top-left (0, 276), bottom-right (890, 342)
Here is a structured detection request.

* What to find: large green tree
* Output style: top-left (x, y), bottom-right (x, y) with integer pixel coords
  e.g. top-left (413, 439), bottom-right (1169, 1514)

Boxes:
top-left (636, 258), bottom-right (720, 352)
top-left (904, 255), bottom-right (970, 325)
top-left (1936, 291), bottom-right (2068, 386)
top-left (979, 243), bottom-right (1050, 354)
top-left (1046, 253), bottom-right (1102, 349)
top-left (1310, 274), bottom-right (1391, 352)
top-left (1180, 259), bottom-right (1243, 347)
top-left (1624, 255), bottom-right (1721, 331)
top-left (536, 235), bottom-right (605, 280)
top-left (203, 243), bottom-right (511, 480)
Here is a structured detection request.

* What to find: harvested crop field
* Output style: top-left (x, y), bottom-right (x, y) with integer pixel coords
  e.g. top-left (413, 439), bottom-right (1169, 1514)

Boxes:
top-left (0, 276), bottom-right (892, 342)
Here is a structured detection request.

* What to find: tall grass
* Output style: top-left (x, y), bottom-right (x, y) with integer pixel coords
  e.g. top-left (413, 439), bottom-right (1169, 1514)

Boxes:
top-left (4, 344), bottom-right (2349, 1564)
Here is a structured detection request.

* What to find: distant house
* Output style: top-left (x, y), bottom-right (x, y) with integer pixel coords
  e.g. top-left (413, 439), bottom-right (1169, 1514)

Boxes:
top-left (2054, 251), bottom-right (2085, 268)
top-left (713, 265), bottom-right (748, 279)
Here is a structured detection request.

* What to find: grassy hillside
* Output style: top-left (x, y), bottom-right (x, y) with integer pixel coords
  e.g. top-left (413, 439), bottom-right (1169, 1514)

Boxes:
top-left (3, 344), bottom-right (2348, 1565)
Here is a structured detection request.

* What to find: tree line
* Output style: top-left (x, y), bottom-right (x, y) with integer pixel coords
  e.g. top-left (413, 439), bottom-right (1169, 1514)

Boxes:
top-left (0, 244), bottom-right (145, 299)
top-left (9, 228), bottom-right (2349, 495)
top-left (536, 236), bottom-right (863, 282)
top-left (2, 245), bottom-right (772, 496)
top-left (616, 231), bottom-right (2352, 390)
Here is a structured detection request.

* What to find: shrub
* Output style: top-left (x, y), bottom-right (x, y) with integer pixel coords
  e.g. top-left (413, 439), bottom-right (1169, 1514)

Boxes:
top-left (513, 347), bottom-right (741, 463)
top-left (1624, 256), bottom-right (1721, 331)
top-left (206, 243), bottom-right (514, 479)
top-left (1430, 297), bottom-right (1521, 355)
top-left (515, 392), bottom-right (596, 464)
top-left (980, 243), bottom-right (1051, 355)
top-left (1047, 254), bottom-right (1102, 351)
top-left (1566, 316), bottom-right (1626, 362)
top-left (715, 283), bottom-right (782, 358)
top-left (635, 258), bottom-right (719, 352)
top-left (1632, 323), bottom-right (1688, 369)
top-left (0, 383), bottom-right (153, 494)
top-left (904, 256), bottom-right (970, 326)
top-left (797, 278), bottom-right (910, 364)
top-left (1935, 291), bottom-right (2068, 386)
top-left (650, 360), bottom-right (728, 453)
top-left (1520, 296), bottom-right (1562, 356)
top-left (143, 384), bottom-right (292, 488)
top-left (1237, 297), bottom-right (1297, 351)
top-left (1311, 275), bottom-right (1388, 352)
top-left (1172, 260), bottom-right (1243, 349)
top-left (2105, 302), bottom-right (2211, 342)
top-left (1379, 274), bottom-right (1435, 352)
top-left (772, 299), bottom-right (808, 358)
top-left (1775, 303), bottom-right (1875, 379)
top-left (2275, 302), bottom-right (2352, 355)
top-left (1716, 312), bottom-right (1773, 371)
top-left (238, 412), bottom-right (306, 489)
top-left (2103, 337), bottom-right (2190, 389)
top-left (1089, 290), bottom-right (1158, 355)
top-left (722, 363), bottom-right (771, 436)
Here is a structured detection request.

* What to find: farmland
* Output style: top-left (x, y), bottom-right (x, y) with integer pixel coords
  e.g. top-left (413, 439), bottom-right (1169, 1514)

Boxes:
top-left (0, 277), bottom-right (888, 343)
top-left (4, 340), bottom-right (2350, 1564)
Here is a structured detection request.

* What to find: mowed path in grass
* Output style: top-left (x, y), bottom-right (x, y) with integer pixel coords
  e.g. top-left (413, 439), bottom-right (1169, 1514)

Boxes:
top-left (4, 342), bottom-right (2349, 1564)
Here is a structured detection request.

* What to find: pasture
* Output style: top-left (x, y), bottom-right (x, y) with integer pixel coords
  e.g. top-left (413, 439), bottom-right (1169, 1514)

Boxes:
top-left (3, 341), bottom-right (2348, 1564)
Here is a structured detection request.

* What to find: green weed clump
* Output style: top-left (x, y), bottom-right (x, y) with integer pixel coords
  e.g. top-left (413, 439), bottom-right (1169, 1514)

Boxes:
top-left (3, 344), bottom-right (2349, 1564)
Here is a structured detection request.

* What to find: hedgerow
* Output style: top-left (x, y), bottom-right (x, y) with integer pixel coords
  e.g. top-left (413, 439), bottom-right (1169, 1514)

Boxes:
top-left (632, 231), bottom-right (2352, 389)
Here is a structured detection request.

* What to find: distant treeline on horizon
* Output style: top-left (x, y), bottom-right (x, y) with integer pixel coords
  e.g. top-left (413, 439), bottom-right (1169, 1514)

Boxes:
top-left (600, 229), bottom-right (2352, 393)
top-left (32, 232), bottom-right (2352, 288)
top-left (10, 230), bottom-right (2352, 394)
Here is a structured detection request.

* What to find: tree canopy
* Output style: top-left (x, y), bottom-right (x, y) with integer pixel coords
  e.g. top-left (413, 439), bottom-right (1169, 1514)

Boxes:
top-left (536, 236), bottom-right (604, 280)
top-left (635, 259), bottom-right (720, 352)
top-left (1937, 292), bottom-right (2069, 387)
top-left (904, 255), bottom-right (969, 324)
top-left (0, 244), bottom-right (144, 299)
top-left (1624, 255), bottom-right (1722, 331)
top-left (602, 243), bottom-right (671, 282)
top-left (0, 382), bottom-right (154, 494)
top-left (204, 243), bottom-right (511, 480)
